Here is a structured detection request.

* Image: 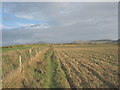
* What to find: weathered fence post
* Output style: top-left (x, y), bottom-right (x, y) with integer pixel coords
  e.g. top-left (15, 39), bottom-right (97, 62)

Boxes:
top-left (36, 49), bottom-right (38, 53)
top-left (29, 49), bottom-right (32, 59)
top-left (36, 49), bottom-right (38, 56)
top-left (29, 49), bottom-right (32, 54)
top-left (29, 49), bottom-right (32, 64)
top-left (19, 55), bottom-right (22, 72)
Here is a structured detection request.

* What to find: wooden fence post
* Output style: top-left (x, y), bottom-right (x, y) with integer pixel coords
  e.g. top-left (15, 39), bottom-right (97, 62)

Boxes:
top-left (19, 55), bottom-right (22, 72)
top-left (29, 49), bottom-right (32, 64)
top-left (29, 49), bottom-right (32, 59)
top-left (36, 49), bottom-right (38, 53)
top-left (36, 49), bottom-right (38, 56)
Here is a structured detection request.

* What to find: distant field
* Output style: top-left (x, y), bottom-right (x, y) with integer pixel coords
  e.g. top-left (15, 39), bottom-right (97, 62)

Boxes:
top-left (2, 44), bottom-right (48, 52)
top-left (1, 44), bottom-right (119, 88)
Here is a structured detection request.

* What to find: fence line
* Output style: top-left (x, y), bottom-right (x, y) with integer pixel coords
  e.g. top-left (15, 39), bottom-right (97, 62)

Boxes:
top-left (18, 48), bottom-right (40, 68)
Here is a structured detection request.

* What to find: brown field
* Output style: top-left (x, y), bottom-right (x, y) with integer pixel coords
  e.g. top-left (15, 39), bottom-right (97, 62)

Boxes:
top-left (1, 44), bottom-right (119, 88)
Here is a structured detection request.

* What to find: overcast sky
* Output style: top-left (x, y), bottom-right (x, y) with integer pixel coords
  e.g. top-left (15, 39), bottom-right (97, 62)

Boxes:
top-left (1, 2), bottom-right (118, 45)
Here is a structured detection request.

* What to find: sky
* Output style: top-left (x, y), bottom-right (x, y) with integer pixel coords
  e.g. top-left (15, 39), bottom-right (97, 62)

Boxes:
top-left (1, 2), bottom-right (118, 45)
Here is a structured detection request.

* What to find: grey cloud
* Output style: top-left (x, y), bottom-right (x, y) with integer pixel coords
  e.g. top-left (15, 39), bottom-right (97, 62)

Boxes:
top-left (2, 2), bottom-right (118, 45)
top-left (3, 2), bottom-right (117, 25)
top-left (3, 19), bottom-right (117, 45)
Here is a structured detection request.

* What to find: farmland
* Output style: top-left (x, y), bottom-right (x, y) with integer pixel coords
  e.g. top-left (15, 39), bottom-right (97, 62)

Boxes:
top-left (1, 44), bottom-right (119, 88)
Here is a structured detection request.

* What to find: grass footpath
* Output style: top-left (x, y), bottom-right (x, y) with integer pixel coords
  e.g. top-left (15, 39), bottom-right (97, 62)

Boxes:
top-left (43, 47), bottom-right (70, 88)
